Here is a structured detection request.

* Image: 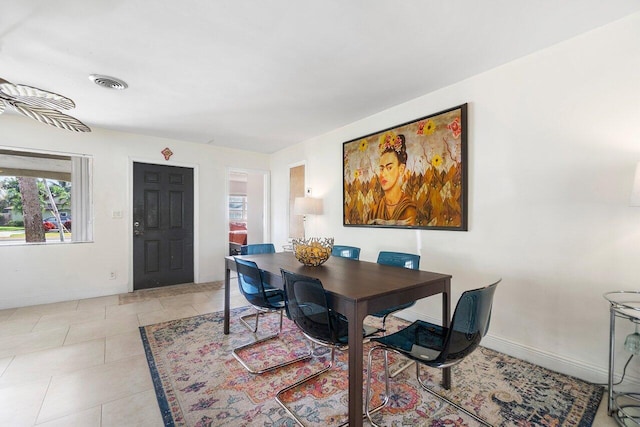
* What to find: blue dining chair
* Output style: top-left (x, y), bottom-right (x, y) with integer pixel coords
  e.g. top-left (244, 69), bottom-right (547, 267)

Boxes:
top-left (331, 245), bottom-right (361, 260)
top-left (232, 258), bottom-right (312, 373)
top-left (372, 251), bottom-right (421, 330)
top-left (276, 269), bottom-right (380, 426)
top-left (369, 251), bottom-right (421, 377)
top-left (240, 243), bottom-right (276, 255)
top-left (240, 243), bottom-right (277, 287)
top-left (365, 279), bottom-right (500, 427)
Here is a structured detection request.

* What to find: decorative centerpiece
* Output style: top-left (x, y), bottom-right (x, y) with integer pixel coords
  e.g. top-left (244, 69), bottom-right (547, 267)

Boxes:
top-left (292, 237), bottom-right (334, 266)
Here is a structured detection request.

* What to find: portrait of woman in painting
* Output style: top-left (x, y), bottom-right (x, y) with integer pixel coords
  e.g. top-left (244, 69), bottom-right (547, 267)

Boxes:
top-left (370, 131), bottom-right (417, 226)
top-left (342, 103), bottom-right (467, 231)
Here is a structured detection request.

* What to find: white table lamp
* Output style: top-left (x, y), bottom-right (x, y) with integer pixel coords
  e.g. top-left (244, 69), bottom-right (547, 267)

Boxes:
top-left (294, 196), bottom-right (323, 239)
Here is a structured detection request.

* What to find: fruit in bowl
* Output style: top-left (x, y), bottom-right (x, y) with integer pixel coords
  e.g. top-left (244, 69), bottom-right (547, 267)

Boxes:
top-left (292, 237), bottom-right (334, 266)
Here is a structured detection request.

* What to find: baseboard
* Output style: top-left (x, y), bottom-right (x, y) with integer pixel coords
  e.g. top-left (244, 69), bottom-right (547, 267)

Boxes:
top-left (398, 308), bottom-right (640, 391)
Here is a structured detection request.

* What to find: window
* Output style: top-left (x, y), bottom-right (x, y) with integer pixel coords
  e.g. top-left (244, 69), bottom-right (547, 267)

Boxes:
top-left (229, 195), bottom-right (247, 221)
top-left (0, 148), bottom-right (93, 244)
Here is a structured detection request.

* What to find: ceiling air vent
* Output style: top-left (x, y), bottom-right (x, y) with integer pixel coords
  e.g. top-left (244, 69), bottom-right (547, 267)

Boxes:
top-left (89, 74), bottom-right (128, 90)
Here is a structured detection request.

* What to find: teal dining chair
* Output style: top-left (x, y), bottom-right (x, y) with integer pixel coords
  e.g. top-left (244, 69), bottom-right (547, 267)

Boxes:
top-left (240, 243), bottom-right (276, 255)
top-left (368, 251), bottom-right (421, 377)
top-left (240, 243), bottom-right (277, 287)
top-left (276, 269), bottom-right (380, 426)
top-left (232, 258), bottom-right (311, 373)
top-left (365, 279), bottom-right (500, 427)
top-left (331, 245), bottom-right (361, 260)
top-left (372, 251), bottom-right (420, 330)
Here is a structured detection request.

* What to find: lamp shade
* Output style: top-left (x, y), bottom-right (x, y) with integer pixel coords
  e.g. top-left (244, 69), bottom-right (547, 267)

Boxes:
top-left (294, 197), bottom-right (323, 215)
top-left (632, 162), bottom-right (640, 207)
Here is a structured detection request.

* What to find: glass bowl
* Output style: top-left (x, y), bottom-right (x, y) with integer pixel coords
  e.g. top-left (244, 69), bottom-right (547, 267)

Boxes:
top-left (292, 237), bottom-right (334, 266)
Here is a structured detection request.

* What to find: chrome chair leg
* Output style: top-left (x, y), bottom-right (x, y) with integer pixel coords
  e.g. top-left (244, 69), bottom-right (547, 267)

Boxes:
top-left (276, 347), bottom-right (337, 426)
top-left (232, 333), bottom-right (312, 374)
top-left (239, 309), bottom-right (261, 333)
top-left (380, 315), bottom-right (415, 378)
top-left (367, 346), bottom-right (493, 427)
top-left (416, 364), bottom-right (493, 427)
top-left (365, 345), bottom-right (390, 427)
top-left (390, 358), bottom-right (415, 377)
top-left (234, 308), bottom-right (307, 374)
top-left (239, 307), bottom-right (284, 334)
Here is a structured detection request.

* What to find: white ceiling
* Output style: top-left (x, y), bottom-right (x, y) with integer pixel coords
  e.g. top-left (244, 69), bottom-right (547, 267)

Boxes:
top-left (2, 1), bottom-right (639, 153)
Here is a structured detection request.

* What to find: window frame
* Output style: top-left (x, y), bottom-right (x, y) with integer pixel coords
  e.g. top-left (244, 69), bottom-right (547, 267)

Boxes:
top-left (228, 194), bottom-right (247, 222)
top-left (0, 146), bottom-right (94, 245)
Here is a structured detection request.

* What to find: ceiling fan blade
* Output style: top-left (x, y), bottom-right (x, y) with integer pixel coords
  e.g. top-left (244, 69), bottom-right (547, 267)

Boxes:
top-left (9, 100), bottom-right (91, 132)
top-left (0, 82), bottom-right (76, 110)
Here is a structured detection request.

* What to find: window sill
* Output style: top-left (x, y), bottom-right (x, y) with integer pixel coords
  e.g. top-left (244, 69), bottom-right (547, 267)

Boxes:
top-left (0, 239), bottom-right (94, 247)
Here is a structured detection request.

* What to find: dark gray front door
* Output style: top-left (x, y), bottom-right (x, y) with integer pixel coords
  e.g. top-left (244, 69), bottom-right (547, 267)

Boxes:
top-left (133, 162), bottom-right (194, 290)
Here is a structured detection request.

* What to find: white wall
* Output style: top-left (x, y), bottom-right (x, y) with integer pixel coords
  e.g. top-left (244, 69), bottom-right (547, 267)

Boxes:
top-left (269, 13), bottom-right (640, 383)
top-left (246, 171), bottom-right (267, 244)
top-left (0, 115), bottom-right (269, 308)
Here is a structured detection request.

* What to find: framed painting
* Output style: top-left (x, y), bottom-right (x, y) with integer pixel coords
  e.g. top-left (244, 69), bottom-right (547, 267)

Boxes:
top-left (342, 103), bottom-right (468, 231)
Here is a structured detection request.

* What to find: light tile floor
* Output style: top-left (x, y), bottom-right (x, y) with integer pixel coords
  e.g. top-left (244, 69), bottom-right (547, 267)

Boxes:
top-left (0, 280), bottom-right (616, 426)
top-left (0, 281), bottom-right (246, 427)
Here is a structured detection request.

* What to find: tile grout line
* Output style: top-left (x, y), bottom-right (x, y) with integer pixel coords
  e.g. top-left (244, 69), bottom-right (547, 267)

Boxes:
top-left (0, 355), bottom-right (15, 378)
top-left (34, 352), bottom-right (152, 425)
top-left (33, 375), bottom-right (53, 426)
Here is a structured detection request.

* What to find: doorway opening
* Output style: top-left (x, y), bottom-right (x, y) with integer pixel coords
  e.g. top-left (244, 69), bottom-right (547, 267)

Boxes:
top-left (228, 169), bottom-right (269, 255)
top-left (288, 163), bottom-right (305, 239)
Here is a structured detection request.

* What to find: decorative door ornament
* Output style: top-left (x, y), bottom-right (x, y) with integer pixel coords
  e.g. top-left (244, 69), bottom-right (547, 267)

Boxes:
top-left (161, 147), bottom-right (173, 161)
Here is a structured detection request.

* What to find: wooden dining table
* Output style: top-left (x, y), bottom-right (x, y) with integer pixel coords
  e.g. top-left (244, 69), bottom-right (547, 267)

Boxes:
top-left (223, 252), bottom-right (452, 427)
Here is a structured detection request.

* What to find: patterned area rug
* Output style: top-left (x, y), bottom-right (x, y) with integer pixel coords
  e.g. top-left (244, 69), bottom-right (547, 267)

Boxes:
top-left (140, 307), bottom-right (603, 426)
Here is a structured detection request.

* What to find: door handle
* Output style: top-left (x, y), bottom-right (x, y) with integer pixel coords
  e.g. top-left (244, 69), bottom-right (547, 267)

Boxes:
top-left (133, 221), bottom-right (144, 236)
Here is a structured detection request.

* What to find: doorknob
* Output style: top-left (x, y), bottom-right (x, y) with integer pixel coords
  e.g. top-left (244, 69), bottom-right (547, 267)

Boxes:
top-left (133, 221), bottom-right (144, 236)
